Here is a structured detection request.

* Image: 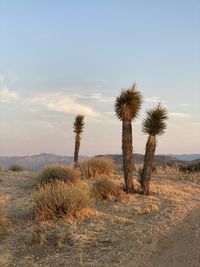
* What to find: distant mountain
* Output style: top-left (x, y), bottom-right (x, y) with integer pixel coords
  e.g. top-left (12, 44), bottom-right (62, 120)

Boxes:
top-left (1, 153), bottom-right (198, 170)
top-left (0, 153), bottom-right (88, 170)
top-left (168, 154), bottom-right (200, 161)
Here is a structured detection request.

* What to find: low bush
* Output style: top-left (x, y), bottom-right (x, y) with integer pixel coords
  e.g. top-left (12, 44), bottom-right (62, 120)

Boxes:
top-left (92, 178), bottom-right (119, 200)
top-left (0, 166), bottom-right (4, 172)
top-left (39, 164), bottom-right (80, 184)
top-left (0, 197), bottom-right (8, 227)
top-left (79, 157), bottom-right (116, 179)
top-left (9, 164), bottom-right (24, 171)
top-left (33, 180), bottom-right (91, 220)
top-left (179, 162), bottom-right (200, 173)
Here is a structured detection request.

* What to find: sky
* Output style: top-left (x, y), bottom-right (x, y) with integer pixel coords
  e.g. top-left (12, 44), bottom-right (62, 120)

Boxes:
top-left (0, 0), bottom-right (200, 156)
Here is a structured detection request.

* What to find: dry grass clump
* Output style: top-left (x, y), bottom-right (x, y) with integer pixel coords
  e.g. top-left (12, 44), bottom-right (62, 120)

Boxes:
top-left (0, 211), bottom-right (8, 227)
top-left (0, 197), bottom-right (8, 227)
top-left (80, 157), bottom-right (116, 179)
top-left (92, 178), bottom-right (119, 200)
top-left (136, 164), bottom-right (182, 176)
top-left (155, 165), bottom-right (180, 175)
top-left (39, 164), bottom-right (80, 184)
top-left (0, 165), bottom-right (4, 172)
top-left (133, 203), bottom-right (160, 215)
top-left (9, 164), bottom-right (24, 171)
top-left (33, 180), bottom-right (91, 220)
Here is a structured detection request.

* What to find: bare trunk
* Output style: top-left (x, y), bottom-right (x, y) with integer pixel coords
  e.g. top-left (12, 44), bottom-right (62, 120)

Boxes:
top-left (122, 120), bottom-right (134, 193)
top-left (140, 135), bottom-right (156, 195)
top-left (74, 135), bottom-right (80, 168)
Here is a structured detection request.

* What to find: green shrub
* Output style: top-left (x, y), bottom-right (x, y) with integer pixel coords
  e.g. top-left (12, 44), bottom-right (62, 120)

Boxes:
top-left (92, 178), bottom-right (119, 200)
top-left (79, 157), bottom-right (116, 179)
top-left (9, 164), bottom-right (24, 171)
top-left (33, 180), bottom-right (91, 220)
top-left (39, 164), bottom-right (80, 184)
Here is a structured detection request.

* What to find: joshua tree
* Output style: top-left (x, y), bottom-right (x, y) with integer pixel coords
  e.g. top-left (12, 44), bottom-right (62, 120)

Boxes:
top-left (140, 104), bottom-right (168, 195)
top-left (115, 83), bottom-right (142, 193)
top-left (73, 115), bottom-right (85, 168)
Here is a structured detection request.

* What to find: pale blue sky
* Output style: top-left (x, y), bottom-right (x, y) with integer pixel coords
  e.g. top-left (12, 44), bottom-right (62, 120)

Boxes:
top-left (0, 0), bottom-right (200, 156)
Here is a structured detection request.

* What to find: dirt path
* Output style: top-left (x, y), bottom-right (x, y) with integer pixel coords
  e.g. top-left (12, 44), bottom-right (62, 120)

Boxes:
top-left (151, 208), bottom-right (200, 267)
top-left (0, 171), bottom-right (36, 221)
top-left (0, 171), bottom-right (37, 266)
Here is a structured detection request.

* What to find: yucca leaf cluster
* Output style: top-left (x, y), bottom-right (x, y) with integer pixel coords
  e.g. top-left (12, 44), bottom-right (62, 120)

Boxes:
top-left (142, 105), bottom-right (168, 136)
top-left (73, 115), bottom-right (84, 134)
top-left (115, 84), bottom-right (142, 121)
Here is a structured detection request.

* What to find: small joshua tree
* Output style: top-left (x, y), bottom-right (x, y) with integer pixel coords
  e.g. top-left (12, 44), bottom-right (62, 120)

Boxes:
top-left (115, 83), bottom-right (142, 193)
top-left (73, 115), bottom-right (85, 168)
top-left (140, 104), bottom-right (168, 195)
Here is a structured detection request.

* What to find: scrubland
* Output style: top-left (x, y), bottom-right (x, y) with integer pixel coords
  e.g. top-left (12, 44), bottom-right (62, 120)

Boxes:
top-left (0, 162), bottom-right (200, 267)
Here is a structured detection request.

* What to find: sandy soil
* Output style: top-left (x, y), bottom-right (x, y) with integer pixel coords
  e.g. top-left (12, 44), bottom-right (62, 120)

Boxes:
top-left (152, 208), bottom-right (200, 267)
top-left (0, 170), bottom-right (200, 267)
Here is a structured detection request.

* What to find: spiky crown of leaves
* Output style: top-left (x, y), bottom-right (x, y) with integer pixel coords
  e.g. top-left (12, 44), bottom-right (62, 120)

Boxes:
top-left (142, 104), bottom-right (168, 136)
top-left (115, 83), bottom-right (143, 121)
top-left (73, 115), bottom-right (85, 134)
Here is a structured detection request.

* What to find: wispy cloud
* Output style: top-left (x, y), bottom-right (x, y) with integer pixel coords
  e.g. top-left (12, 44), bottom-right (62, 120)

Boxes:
top-left (179, 103), bottom-right (189, 107)
top-left (89, 93), bottom-right (115, 103)
top-left (0, 75), bottom-right (20, 103)
top-left (73, 92), bottom-right (115, 103)
top-left (0, 88), bottom-right (97, 117)
top-left (169, 112), bottom-right (189, 118)
top-left (0, 88), bottom-right (20, 103)
top-left (29, 92), bottom-right (97, 117)
top-left (145, 96), bottom-right (163, 103)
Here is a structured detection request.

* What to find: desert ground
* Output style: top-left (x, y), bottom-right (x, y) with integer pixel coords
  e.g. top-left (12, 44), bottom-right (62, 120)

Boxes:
top-left (0, 170), bottom-right (200, 267)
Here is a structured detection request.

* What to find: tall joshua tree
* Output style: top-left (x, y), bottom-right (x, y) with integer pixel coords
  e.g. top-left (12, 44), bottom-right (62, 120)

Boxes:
top-left (73, 115), bottom-right (85, 168)
top-left (140, 104), bottom-right (168, 195)
top-left (115, 83), bottom-right (142, 193)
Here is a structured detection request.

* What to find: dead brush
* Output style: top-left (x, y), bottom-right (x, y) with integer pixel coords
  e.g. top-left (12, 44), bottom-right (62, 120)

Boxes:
top-left (0, 197), bottom-right (8, 227)
top-left (92, 178), bottom-right (119, 200)
top-left (33, 180), bottom-right (92, 220)
top-left (0, 165), bottom-right (4, 172)
top-left (9, 164), bottom-right (24, 171)
top-left (38, 164), bottom-right (80, 184)
top-left (133, 203), bottom-right (160, 215)
top-left (79, 157), bottom-right (116, 179)
top-left (155, 165), bottom-right (180, 175)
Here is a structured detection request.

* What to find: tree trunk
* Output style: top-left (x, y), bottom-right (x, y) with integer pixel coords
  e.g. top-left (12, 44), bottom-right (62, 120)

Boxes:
top-left (140, 135), bottom-right (156, 195)
top-left (122, 120), bottom-right (134, 193)
top-left (74, 135), bottom-right (80, 168)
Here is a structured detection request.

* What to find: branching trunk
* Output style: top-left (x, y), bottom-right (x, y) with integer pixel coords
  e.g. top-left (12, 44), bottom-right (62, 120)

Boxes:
top-left (140, 135), bottom-right (156, 195)
top-left (74, 135), bottom-right (80, 168)
top-left (122, 120), bottom-right (134, 193)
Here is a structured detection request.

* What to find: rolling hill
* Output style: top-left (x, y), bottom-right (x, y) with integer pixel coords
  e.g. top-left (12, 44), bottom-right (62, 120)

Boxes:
top-left (168, 154), bottom-right (200, 161)
top-left (1, 153), bottom-right (199, 170)
top-left (0, 153), bottom-right (88, 170)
